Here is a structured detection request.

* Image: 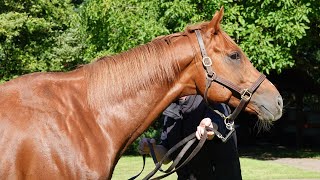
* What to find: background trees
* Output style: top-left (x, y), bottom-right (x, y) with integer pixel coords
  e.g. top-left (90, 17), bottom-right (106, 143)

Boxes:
top-left (292, 0), bottom-right (320, 83)
top-left (79, 0), bottom-right (169, 59)
top-left (1, 0), bottom-right (318, 81)
top-left (79, 0), bottom-right (318, 75)
top-left (0, 0), bottom-right (319, 152)
top-left (77, 0), bottom-right (319, 153)
top-left (0, 0), bottom-right (85, 82)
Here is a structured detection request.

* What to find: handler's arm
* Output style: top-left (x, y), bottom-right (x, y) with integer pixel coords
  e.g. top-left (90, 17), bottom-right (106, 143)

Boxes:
top-left (138, 138), bottom-right (171, 164)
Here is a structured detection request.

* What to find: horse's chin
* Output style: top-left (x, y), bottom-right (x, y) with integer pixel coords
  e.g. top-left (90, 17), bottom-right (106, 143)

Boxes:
top-left (246, 105), bottom-right (279, 132)
top-left (258, 105), bottom-right (282, 121)
top-left (258, 106), bottom-right (275, 121)
top-left (246, 101), bottom-right (282, 121)
top-left (230, 98), bottom-right (282, 132)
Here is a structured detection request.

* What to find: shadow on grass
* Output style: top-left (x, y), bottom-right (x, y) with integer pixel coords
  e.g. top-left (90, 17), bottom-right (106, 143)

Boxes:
top-left (239, 144), bottom-right (320, 160)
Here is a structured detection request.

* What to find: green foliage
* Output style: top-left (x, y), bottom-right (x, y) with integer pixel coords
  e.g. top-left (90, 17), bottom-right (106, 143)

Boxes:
top-left (79, 0), bottom-right (169, 60)
top-left (78, 0), bottom-right (317, 155)
top-left (79, 0), bottom-right (313, 74)
top-left (0, 0), bottom-right (86, 82)
top-left (1, 0), bottom-right (317, 80)
top-left (1, 0), bottom-right (319, 154)
top-left (292, 0), bottom-right (320, 83)
top-left (236, 0), bottom-right (310, 73)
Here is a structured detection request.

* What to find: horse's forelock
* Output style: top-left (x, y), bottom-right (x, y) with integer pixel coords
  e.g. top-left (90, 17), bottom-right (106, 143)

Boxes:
top-left (186, 22), bottom-right (239, 55)
top-left (185, 22), bottom-right (209, 33)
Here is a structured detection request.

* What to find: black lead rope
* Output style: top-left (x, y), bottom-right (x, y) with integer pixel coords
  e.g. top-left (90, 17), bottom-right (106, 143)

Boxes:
top-left (128, 124), bottom-right (234, 180)
top-left (128, 154), bottom-right (147, 180)
top-left (143, 130), bottom-right (207, 180)
top-left (128, 130), bottom-right (207, 180)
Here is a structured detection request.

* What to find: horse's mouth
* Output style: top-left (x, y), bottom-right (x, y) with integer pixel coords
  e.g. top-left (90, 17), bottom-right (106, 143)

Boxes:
top-left (258, 105), bottom-right (276, 121)
top-left (245, 105), bottom-right (275, 132)
top-left (247, 104), bottom-right (277, 122)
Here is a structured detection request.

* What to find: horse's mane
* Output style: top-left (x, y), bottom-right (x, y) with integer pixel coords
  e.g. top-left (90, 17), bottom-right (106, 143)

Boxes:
top-left (84, 21), bottom-right (235, 108)
top-left (83, 26), bottom-right (195, 108)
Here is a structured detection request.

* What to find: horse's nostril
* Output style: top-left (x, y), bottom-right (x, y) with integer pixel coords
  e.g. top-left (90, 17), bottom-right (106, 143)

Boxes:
top-left (277, 95), bottom-right (283, 108)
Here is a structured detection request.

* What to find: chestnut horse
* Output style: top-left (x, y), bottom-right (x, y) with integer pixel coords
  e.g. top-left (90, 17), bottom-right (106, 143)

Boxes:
top-left (0, 8), bottom-right (282, 179)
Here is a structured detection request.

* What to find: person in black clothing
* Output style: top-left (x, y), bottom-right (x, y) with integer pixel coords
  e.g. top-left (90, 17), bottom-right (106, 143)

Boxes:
top-left (138, 95), bottom-right (242, 180)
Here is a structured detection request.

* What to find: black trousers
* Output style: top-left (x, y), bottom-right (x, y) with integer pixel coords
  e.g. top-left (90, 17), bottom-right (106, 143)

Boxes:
top-left (175, 134), bottom-right (242, 180)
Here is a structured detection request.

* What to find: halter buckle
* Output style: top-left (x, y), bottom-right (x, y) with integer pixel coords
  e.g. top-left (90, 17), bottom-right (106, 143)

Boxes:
top-left (241, 89), bottom-right (252, 101)
top-left (202, 56), bottom-right (212, 67)
top-left (206, 71), bottom-right (216, 81)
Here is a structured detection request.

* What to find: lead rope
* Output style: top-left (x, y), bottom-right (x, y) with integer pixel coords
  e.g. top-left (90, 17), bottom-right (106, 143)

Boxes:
top-left (129, 130), bottom-right (208, 180)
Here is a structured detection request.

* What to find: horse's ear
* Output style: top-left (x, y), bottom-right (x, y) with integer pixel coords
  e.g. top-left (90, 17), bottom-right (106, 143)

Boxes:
top-left (207, 7), bottom-right (224, 35)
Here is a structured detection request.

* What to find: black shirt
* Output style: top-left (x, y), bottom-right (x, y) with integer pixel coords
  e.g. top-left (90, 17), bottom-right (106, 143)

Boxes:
top-left (160, 95), bottom-right (242, 180)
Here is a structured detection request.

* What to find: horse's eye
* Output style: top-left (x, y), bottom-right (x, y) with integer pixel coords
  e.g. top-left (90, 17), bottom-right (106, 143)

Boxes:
top-left (229, 52), bottom-right (240, 61)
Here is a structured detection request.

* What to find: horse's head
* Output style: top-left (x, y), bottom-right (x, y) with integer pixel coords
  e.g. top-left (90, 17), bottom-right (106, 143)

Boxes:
top-left (187, 7), bottom-right (283, 125)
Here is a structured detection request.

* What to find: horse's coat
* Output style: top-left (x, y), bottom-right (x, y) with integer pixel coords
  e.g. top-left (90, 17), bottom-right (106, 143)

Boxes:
top-left (0, 8), bottom-right (282, 179)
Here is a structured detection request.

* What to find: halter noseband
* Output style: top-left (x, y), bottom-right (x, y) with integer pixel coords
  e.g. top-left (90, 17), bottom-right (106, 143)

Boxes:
top-left (195, 30), bottom-right (266, 141)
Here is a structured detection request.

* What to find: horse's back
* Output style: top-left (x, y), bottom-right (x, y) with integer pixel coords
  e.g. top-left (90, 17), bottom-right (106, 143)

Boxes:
top-left (0, 71), bottom-right (83, 129)
top-left (0, 71), bottom-right (108, 179)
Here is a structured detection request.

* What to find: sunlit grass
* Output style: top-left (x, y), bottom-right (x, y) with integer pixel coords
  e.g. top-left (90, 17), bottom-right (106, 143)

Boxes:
top-left (112, 156), bottom-right (177, 180)
top-left (112, 156), bottom-right (320, 180)
top-left (240, 158), bottom-right (320, 180)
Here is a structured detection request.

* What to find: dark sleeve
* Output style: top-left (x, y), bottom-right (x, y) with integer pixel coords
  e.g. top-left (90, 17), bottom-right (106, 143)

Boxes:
top-left (162, 102), bottom-right (182, 120)
top-left (159, 116), bottom-right (177, 149)
top-left (160, 101), bottom-right (182, 149)
top-left (180, 95), bottom-right (203, 114)
top-left (205, 103), bottom-right (230, 134)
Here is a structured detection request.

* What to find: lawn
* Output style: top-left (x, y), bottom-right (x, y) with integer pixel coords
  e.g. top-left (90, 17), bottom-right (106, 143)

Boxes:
top-left (112, 156), bottom-right (320, 180)
top-left (112, 156), bottom-right (177, 180)
top-left (241, 158), bottom-right (320, 180)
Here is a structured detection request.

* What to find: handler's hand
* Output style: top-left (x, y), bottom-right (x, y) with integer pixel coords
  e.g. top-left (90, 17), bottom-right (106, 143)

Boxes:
top-left (196, 118), bottom-right (216, 140)
top-left (138, 138), bottom-right (156, 155)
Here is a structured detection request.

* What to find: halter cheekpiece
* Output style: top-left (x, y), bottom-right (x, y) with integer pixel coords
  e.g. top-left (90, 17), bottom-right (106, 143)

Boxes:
top-left (195, 30), bottom-right (266, 142)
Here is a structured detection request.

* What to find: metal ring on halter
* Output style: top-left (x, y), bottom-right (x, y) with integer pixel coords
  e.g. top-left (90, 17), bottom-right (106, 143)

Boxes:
top-left (224, 116), bottom-right (234, 131)
top-left (202, 56), bottom-right (212, 67)
top-left (241, 89), bottom-right (252, 101)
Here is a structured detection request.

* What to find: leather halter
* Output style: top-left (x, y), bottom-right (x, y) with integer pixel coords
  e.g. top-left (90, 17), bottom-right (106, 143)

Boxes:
top-left (195, 30), bottom-right (266, 138)
top-left (130, 30), bottom-right (267, 180)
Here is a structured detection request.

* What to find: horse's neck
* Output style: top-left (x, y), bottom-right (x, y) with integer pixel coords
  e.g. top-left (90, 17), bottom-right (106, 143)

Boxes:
top-left (86, 35), bottom-right (196, 159)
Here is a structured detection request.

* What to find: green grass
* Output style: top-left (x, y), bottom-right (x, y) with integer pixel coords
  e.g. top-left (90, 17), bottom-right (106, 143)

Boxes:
top-left (112, 156), bottom-right (177, 180)
top-left (241, 158), bottom-right (320, 180)
top-left (112, 156), bottom-right (320, 180)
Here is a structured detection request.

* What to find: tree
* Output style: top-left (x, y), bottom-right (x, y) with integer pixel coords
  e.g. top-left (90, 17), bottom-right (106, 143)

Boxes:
top-left (0, 0), bottom-right (85, 82)
top-left (292, 0), bottom-right (320, 83)
top-left (79, 0), bottom-right (313, 74)
top-left (159, 0), bottom-right (312, 73)
top-left (78, 0), bottom-right (317, 154)
top-left (1, 0), bottom-right (317, 81)
top-left (0, 0), bottom-right (318, 154)
top-left (79, 0), bottom-right (169, 60)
